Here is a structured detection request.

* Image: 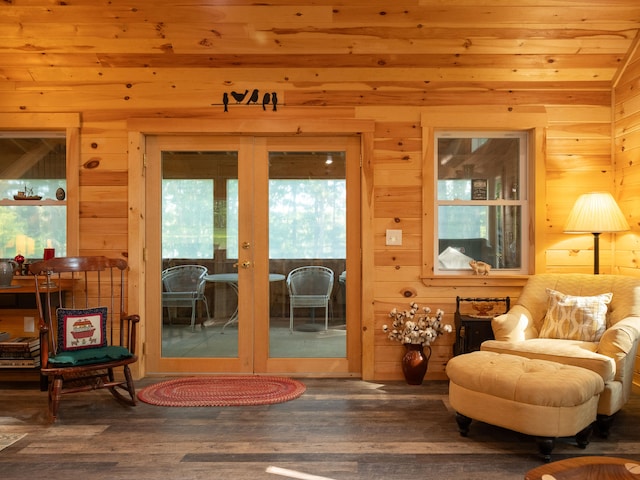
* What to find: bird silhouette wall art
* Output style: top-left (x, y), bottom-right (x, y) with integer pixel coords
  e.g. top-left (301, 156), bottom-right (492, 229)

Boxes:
top-left (231, 90), bottom-right (248, 103)
top-left (220, 90), bottom-right (279, 112)
top-left (246, 89), bottom-right (259, 104)
top-left (223, 92), bottom-right (229, 112)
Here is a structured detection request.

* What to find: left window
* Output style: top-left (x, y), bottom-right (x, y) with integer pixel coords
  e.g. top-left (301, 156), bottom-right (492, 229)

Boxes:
top-left (0, 132), bottom-right (67, 260)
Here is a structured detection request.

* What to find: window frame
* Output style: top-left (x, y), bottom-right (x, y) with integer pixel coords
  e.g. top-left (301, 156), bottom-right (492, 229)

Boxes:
top-left (0, 132), bottom-right (68, 259)
top-left (420, 109), bottom-right (546, 280)
top-left (0, 114), bottom-right (80, 258)
top-left (434, 130), bottom-right (529, 276)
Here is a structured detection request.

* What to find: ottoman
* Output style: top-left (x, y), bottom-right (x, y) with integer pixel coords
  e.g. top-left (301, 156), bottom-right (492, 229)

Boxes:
top-left (446, 351), bottom-right (605, 461)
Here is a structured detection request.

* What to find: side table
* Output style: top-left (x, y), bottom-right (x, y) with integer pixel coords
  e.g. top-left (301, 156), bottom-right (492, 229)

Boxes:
top-left (1, 277), bottom-right (71, 390)
top-left (454, 296), bottom-right (510, 356)
top-left (525, 456), bottom-right (640, 480)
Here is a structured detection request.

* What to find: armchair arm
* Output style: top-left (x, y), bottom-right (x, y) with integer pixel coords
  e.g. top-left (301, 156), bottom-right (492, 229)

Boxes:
top-left (491, 304), bottom-right (538, 341)
top-left (597, 317), bottom-right (640, 384)
top-left (598, 317), bottom-right (640, 358)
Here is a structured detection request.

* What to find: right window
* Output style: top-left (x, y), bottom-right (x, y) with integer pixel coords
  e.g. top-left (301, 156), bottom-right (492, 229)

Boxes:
top-left (435, 131), bottom-right (528, 275)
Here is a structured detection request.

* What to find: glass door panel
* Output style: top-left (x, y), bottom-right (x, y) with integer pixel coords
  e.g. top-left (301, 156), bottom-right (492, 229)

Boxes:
top-left (145, 136), bottom-right (253, 374)
top-left (254, 137), bottom-right (360, 376)
top-left (160, 150), bottom-right (239, 358)
top-left (267, 151), bottom-right (347, 358)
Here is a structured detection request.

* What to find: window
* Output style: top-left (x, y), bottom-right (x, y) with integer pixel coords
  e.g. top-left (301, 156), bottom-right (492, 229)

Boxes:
top-left (267, 178), bottom-right (346, 259)
top-left (160, 148), bottom-right (347, 260)
top-left (435, 131), bottom-right (528, 275)
top-left (162, 178), bottom-right (346, 260)
top-left (0, 132), bottom-right (67, 260)
top-left (162, 179), bottom-right (346, 258)
top-left (161, 179), bottom-right (215, 259)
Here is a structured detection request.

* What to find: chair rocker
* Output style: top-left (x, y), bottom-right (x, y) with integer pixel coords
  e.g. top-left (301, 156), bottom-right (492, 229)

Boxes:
top-left (30, 256), bottom-right (139, 422)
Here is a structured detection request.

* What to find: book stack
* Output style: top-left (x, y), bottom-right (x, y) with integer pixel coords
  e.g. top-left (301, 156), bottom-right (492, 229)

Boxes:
top-left (0, 336), bottom-right (40, 368)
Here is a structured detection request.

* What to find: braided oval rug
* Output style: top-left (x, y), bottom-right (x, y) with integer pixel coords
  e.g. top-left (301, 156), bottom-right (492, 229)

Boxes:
top-left (137, 376), bottom-right (306, 407)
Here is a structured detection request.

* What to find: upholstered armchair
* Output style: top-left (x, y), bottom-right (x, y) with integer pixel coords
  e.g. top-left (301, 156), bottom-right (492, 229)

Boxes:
top-left (481, 273), bottom-right (640, 432)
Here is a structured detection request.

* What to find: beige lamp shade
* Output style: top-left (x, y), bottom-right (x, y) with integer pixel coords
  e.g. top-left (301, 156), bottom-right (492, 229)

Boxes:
top-left (564, 192), bottom-right (630, 234)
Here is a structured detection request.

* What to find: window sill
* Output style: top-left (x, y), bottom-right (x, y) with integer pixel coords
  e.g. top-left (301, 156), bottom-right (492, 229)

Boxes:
top-left (0, 199), bottom-right (66, 206)
top-left (420, 275), bottom-right (530, 288)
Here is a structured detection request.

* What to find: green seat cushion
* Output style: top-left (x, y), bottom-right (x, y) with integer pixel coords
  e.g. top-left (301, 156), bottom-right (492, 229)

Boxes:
top-left (48, 345), bottom-right (133, 367)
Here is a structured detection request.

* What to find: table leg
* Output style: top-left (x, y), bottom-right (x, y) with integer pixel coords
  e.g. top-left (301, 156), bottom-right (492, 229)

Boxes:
top-left (220, 281), bottom-right (239, 334)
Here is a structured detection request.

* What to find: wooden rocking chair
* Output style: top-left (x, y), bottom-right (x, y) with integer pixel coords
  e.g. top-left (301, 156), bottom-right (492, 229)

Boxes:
top-left (30, 256), bottom-right (140, 422)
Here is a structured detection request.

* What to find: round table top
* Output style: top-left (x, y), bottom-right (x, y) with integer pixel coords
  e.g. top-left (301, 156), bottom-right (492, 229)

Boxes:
top-left (204, 273), bottom-right (285, 283)
top-left (525, 456), bottom-right (640, 480)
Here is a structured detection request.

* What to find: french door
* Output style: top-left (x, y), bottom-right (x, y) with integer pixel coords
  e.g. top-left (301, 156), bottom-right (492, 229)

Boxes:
top-left (145, 135), bottom-right (361, 375)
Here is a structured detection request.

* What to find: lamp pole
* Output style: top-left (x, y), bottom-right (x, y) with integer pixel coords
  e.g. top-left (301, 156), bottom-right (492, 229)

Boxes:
top-left (564, 192), bottom-right (629, 275)
top-left (593, 232), bottom-right (600, 275)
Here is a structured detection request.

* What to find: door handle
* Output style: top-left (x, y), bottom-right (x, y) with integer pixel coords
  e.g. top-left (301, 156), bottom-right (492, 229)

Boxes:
top-left (233, 261), bottom-right (252, 269)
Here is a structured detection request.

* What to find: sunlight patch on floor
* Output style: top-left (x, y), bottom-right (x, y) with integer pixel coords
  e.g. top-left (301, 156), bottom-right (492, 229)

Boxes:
top-left (0, 432), bottom-right (26, 452)
top-left (266, 466), bottom-right (337, 480)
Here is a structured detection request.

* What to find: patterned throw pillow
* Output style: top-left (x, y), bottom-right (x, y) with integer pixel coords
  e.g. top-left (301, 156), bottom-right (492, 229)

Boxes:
top-left (539, 289), bottom-right (612, 342)
top-left (56, 307), bottom-right (108, 352)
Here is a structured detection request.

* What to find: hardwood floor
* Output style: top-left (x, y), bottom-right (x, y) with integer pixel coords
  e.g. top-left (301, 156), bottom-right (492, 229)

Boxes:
top-left (1, 378), bottom-right (640, 480)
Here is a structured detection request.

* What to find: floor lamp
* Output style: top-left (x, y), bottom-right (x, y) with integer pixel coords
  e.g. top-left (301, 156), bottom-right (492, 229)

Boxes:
top-left (564, 192), bottom-right (630, 274)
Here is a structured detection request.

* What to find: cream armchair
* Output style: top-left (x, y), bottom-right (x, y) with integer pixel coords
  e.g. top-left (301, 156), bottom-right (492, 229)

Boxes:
top-left (481, 273), bottom-right (640, 434)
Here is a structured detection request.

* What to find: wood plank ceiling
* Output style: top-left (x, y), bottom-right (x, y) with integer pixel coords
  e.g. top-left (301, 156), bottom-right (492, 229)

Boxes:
top-left (0, 1), bottom-right (639, 110)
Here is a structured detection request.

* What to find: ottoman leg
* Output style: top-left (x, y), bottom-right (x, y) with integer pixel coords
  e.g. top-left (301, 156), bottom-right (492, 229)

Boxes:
top-left (455, 412), bottom-right (472, 437)
top-left (576, 423), bottom-right (593, 449)
top-left (535, 437), bottom-right (555, 462)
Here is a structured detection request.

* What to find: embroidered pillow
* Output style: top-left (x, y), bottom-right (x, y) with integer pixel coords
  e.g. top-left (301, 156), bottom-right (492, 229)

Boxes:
top-left (56, 307), bottom-right (108, 352)
top-left (539, 289), bottom-right (612, 342)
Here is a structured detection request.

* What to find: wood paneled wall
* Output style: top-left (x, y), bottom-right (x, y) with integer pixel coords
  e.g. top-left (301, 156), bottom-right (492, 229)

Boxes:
top-left (615, 43), bottom-right (640, 384)
top-left (1, 1), bottom-right (640, 381)
top-left (367, 103), bottom-right (619, 381)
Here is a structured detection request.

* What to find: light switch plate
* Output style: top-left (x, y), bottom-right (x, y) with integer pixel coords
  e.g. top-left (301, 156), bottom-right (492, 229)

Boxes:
top-left (386, 229), bottom-right (402, 246)
top-left (24, 316), bottom-right (35, 333)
